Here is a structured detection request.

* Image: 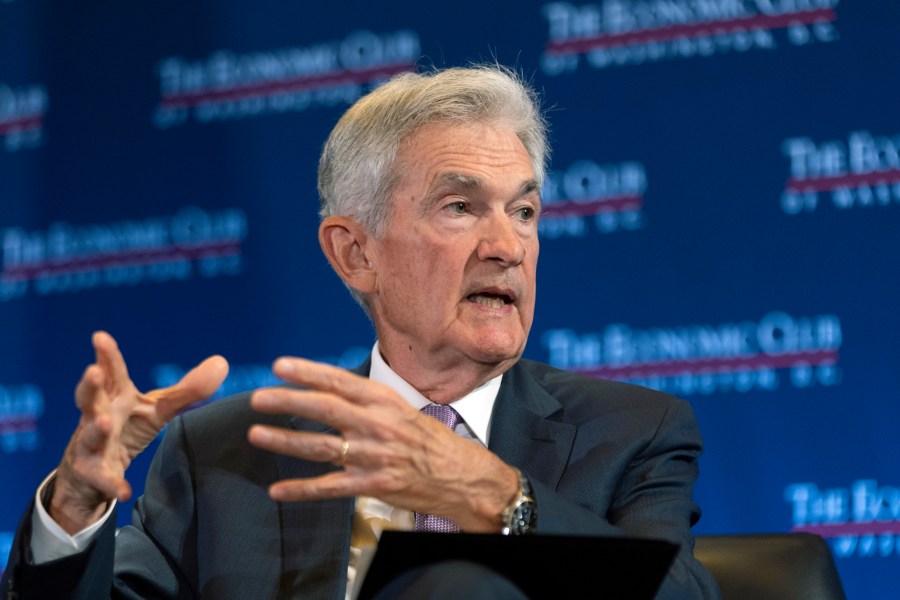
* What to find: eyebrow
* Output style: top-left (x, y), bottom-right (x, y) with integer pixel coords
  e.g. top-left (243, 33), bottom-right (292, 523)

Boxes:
top-left (419, 172), bottom-right (541, 217)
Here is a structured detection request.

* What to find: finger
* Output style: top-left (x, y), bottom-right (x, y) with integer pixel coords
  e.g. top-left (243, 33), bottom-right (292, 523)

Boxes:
top-left (78, 467), bottom-right (127, 502)
top-left (272, 358), bottom-right (400, 408)
top-left (74, 364), bottom-right (107, 417)
top-left (268, 471), bottom-right (363, 502)
top-left (248, 426), bottom-right (346, 464)
top-left (251, 388), bottom-right (361, 431)
top-left (92, 331), bottom-right (131, 396)
top-left (64, 457), bottom-right (132, 503)
top-left (115, 478), bottom-right (133, 503)
top-left (77, 413), bottom-right (115, 453)
top-left (150, 355), bottom-right (229, 418)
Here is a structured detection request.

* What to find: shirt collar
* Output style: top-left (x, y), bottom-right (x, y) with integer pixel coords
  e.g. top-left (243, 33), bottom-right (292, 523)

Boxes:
top-left (368, 341), bottom-right (501, 446)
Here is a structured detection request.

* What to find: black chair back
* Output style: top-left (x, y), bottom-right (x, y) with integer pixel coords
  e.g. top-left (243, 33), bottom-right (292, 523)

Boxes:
top-left (694, 533), bottom-right (846, 600)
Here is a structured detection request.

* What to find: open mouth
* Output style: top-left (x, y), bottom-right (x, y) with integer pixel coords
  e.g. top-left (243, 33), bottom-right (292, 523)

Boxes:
top-left (467, 292), bottom-right (514, 309)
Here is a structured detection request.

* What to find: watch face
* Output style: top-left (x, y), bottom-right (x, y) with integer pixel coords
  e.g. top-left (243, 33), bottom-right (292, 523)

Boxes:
top-left (515, 503), bottom-right (535, 523)
top-left (503, 470), bottom-right (537, 535)
top-left (511, 500), bottom-right (537, 534)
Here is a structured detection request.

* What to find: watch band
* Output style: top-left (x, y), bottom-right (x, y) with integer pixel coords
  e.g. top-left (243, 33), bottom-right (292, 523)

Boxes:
top-left (501, 467), bottom-right (537, 535)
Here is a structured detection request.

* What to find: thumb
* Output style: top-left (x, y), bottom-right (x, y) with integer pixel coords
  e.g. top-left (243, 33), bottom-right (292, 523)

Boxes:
top-left (151, 355), bottom-right (229, 418)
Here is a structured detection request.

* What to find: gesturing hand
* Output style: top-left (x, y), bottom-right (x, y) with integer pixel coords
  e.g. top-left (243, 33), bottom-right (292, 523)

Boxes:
top-left (50, 331), bottom-right (228, 534)
top-left (247, 357), bottom-right (519, 533)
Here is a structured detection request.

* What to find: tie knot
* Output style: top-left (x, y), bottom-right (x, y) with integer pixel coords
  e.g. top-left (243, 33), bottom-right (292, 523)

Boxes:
top-left (421, 404), bottom-right (462, 431)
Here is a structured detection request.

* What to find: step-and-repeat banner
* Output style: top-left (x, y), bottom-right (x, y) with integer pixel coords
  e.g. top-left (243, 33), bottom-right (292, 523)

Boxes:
top-left (2, 1), bottom-right (897, 597)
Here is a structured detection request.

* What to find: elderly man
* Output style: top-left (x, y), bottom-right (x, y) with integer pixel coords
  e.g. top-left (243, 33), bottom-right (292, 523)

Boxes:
top-left (2, 66), bottom-right (720, 599)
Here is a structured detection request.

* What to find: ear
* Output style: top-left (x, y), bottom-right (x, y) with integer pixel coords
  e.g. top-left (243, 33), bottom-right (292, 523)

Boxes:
top-left (318, 216), bottom-right (377, 295)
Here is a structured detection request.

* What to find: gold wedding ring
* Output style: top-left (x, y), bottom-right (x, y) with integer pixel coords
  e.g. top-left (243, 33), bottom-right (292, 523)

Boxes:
top-left (334, 438), bottom-right (350, 467)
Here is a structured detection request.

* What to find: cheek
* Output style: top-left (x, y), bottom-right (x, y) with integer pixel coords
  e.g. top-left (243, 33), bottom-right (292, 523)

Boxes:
top-left (526, 255), bottom-right (539, 289)
top-left (528, 238), bottom-right (540, 264)
top-left (385, 255), bottom-right (446, 305)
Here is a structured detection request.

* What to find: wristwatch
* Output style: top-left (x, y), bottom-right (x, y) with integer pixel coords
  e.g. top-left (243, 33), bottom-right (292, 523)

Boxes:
top-left (501, 467), bottom-right (537, 535)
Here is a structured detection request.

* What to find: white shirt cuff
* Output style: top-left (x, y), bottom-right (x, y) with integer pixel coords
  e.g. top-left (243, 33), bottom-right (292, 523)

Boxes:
top-left (30, 470), bottom-right (117, 564)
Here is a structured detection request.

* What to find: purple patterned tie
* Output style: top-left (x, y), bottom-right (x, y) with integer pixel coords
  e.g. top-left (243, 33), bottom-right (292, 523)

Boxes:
top-left (415, 404), bottom-right (463, 533)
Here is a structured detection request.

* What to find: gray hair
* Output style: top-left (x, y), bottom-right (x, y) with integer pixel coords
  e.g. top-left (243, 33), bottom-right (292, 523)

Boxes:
top-left (317, 64), bottom-right (549, 312)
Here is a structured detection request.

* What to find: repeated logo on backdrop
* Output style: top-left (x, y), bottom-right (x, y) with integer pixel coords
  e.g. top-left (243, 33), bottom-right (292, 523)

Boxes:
top-left (0, 83), bottom-right (46, 152)
top-left (539, 159), bottom-right (647, 238)
top-left (541, 311), bottom-right (842, 396)
top-left (781, 130), bottom-right (900, 215)
top-left (540, 0), bottom-right (839, 75)
top-left (153, 30), bottom-right (420, 128)
top-left (3, 4), bottom-right (900, 597)
top-left (0, 206), bottom-right (247, 301)
top-left (786, 480), bottom-right (900, 559)
top-left (0, 382), bottom-right (43, 454)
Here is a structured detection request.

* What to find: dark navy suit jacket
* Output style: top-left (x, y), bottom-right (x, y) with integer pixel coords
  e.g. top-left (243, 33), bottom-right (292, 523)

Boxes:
top-left (2, 359), bottom-right (720, 599)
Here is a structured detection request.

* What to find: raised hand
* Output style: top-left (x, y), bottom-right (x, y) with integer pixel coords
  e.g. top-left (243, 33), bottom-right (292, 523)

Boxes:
top-left (49, 331), bottom-right (228, 534)
top-left (247, 357), bottom-right (519, 533)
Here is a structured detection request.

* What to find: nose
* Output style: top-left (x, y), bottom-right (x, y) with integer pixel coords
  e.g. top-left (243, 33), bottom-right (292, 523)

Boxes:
top-left (476, 213), bottom-right (526, 267)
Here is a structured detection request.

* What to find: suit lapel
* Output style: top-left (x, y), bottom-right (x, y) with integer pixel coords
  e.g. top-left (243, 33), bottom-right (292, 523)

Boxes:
top-left (275, 359), bottom-right (372, 599)
top-left (488, 361), bottom-right (576, 490)
top-left (274, 422), bottom-right (352, 599)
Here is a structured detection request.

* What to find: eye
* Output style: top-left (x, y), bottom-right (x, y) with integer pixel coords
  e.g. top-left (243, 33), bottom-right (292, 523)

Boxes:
top-left (445, 201), bottom-right (468, 216)
top-left (515, 206), bottom-right (536, 221)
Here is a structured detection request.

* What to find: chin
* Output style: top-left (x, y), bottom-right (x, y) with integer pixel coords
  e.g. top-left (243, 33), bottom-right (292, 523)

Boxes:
top-left (465, 331), bottom-right (526, 365)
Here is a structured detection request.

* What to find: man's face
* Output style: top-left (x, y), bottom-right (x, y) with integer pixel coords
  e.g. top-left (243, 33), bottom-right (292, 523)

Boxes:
top-left (368, 121), bottom-right (540, 372)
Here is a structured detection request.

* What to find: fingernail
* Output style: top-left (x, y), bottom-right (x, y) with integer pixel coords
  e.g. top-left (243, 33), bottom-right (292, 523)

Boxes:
top-left (274, 358), bottom-right (295, 375)
top-left (250, 425), bottom-right (271, 442)
top-left (251, 391), bottom-right (268, 407)
top-left (270, 484), bottom-right (286, 501)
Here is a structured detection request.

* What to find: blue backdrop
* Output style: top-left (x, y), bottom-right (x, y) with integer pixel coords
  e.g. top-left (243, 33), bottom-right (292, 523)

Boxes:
top-left (2, 1), bottom-right (898, 597)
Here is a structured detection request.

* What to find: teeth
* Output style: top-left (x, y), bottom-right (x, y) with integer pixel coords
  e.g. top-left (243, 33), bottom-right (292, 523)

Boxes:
top-left (472, 294), bottom-right (507, 308)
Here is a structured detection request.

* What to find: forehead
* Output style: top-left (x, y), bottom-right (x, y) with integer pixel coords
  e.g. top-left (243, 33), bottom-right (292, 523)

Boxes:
top-left (393, 121), bottom-right (535, 188)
